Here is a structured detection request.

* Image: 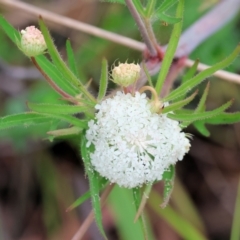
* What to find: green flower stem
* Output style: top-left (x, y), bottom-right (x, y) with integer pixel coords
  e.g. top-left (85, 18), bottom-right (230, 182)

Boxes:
top-left (125, 0), bottom-right (157, 57)
top-left (31, 57), bottom-right (77, 103)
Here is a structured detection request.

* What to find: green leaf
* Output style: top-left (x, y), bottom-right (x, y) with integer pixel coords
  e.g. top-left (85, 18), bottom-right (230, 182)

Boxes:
top-left (39, 18), bottom-right (95, 103)
top-left (97, 58), bottom-right (108, 101)
top-left (195, 82), bottom-right (210, 113)
top-left (162, 91), bottom-right (197, 113)
top-left (66, 177), bottom-right (108, 212)
top-left (66, 39), bottom-right (79, 78)
top-left (165, 44), bottom-right (240, 101)
top-left (156, 0), bottom-right (179, 13)
top-left (182, 59), bottom-right (199, 83)
top-left (35, 55), bottom-right (78, 96)
top-left (149, 190), bottom-right (207, 240)
top-left (28, 102), bottom-right (93, 116)
top-left (132, 188), bottom-right (149, 239)
top-left (109, 187), bottom-right (146, 240)
top-left (159, 13), bottom-right (182, 24)
top-left (132, 0), bottom-right (146, 17)
top-left (0, 15), bottom-right (21, 45)
top-left (145, 0), bottom-right (157, 17)
top-left (161, 165), bottom-right (175, 208)
top-left (0, 112), bottom-right (54, 130)
top-left (168, 100), bottom-right (232, 122)
top-left (46, 113), bottom-right (88, 128)
top-left (204, 112), bottom-right (240, 125)
top-left (193, 121), bottom-right (210, 137)
top-left (155, 0), bottom-right (184, 95)
top-left (81, 135), bottom-right (107, 240)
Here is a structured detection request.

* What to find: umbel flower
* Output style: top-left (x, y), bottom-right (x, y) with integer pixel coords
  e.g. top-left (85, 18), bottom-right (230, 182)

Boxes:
top-left (20, 26), bottom-right (47, 57)
top-left (86, 91), bottom-right (191, 188)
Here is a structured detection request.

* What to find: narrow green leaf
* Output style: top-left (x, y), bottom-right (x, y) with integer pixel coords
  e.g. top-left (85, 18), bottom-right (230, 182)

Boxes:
top-left (67, 178), bottom-right (108, 212)
top-left (195, 82), bottom-right (210, 113)
top-left (142, 62), bottom-right (154, 88)
top-left (35, 55), bottom-right (78, 96)
top-left (132, 188), bottom-right (148, 239)
top-left (230, 179), bottom-right (240, 240)
top-left (193, 121), bottom-right (210, 137)
top-left (156, 0), bottom-right (179, 14)
top-left (161, 165), bottom-right (175, 208)
top-left (0, 15), bottom-right (21, 44)
top-left (165, 44), bottom-right (240, 101)
top-left (109, 187), bottom-right (146, 240)
top-left (145, 0), bottom-right (157, 17)
top-left (28, 102), bottom-right (92, 116)
top-left (81, 135), bottom-right (107, 240)
top-left (155, 0), bottom-right (184, 94)
top-left (162, 91), bottom-right (197, 113)
top-left (46, 113), bottom-right (88, 129)
top-left (66, 39), bottom-right (79, 78)
top-left (149, 190), bottom-right (207, 240)
top-left (159, 14), bottom-right (182, 24)
top-left (0, 112), bottom-right (53, 130)
top-left (97, 58), bottom-right (108, 101)
top-left (168, 100), bottom-right (232, 122)
top-left (132, 0), bottom-right (146, 16)
top-left (39, 18), bottom-right (95, 103)
top-left (182, 59), bottom-right (199, 82)
top-left (204, 112), bottom-right (240, 125)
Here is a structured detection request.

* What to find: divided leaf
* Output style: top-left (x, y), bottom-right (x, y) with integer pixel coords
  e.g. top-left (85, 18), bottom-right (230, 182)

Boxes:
top-left (168, 100), bottom-right (232, 122)
top-left (163, 91), bottom-right (197, 114)
top-left (164, 44), bottom-right (240, 101)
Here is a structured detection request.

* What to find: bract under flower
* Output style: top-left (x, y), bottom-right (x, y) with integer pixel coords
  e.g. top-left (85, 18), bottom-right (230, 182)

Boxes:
top-left (86, 91), bottom-right (190, 188)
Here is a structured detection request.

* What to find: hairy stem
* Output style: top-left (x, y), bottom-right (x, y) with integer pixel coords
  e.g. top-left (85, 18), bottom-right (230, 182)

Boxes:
top-left (125, 0), bottom-right (157, 57)
top-left (31, 57), bottom-right (77, 102)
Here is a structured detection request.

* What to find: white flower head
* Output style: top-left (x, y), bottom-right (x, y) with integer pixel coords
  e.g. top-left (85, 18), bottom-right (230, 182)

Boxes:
top-left (20, 26), bottom-right (47, 57)
top-left (111, 62), bottom-right (141, 87)
top-left (86, 91), bottom-right (191, 188)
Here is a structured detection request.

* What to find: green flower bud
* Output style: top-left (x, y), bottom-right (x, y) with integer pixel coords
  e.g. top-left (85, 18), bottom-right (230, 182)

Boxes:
top-left (20, 26), bottom-right (47, 57)
top-left (111, 63), bottom-right (140, 87)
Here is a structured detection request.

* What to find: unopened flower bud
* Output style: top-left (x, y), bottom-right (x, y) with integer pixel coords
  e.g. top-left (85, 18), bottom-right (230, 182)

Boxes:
top-left (20, 26), bottom-right (47, 57)
top-left (112, 63), bottom-right (140, 87)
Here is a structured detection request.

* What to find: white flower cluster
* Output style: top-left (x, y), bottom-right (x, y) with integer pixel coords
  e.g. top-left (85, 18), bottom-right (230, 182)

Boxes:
top-left (86, 91), bottom-right (190, 188)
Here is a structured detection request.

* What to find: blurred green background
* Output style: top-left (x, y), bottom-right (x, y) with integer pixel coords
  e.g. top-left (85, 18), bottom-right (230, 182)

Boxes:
top-left (0, 0), bottom-right (240, 239)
